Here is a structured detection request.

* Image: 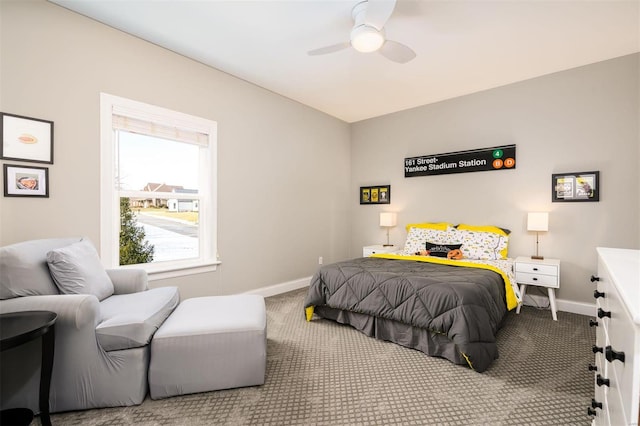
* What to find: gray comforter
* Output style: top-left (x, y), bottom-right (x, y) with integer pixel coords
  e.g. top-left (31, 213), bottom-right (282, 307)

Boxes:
top-left (304, 257), bottom-right (508, 372)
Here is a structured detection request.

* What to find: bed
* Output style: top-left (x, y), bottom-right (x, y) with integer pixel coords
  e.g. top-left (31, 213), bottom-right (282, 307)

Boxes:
top-left (303, 223), bottom-right (521, 372)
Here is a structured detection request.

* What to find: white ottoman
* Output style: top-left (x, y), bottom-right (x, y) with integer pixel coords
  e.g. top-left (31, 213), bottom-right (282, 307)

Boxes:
top-left (148, 295), bottom-right (266, 399)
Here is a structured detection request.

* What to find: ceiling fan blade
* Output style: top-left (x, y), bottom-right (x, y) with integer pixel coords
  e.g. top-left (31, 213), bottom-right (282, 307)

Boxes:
top-left (379, 40), bottom-right (416, 64)
top-left (364, 0), bottom-right (396, 30)
top-left (308, 42), bottom-right (351, 56)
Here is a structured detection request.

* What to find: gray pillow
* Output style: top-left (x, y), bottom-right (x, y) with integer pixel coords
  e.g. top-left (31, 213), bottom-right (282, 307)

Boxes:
top-left (46, 238), bottom-right (114, 301)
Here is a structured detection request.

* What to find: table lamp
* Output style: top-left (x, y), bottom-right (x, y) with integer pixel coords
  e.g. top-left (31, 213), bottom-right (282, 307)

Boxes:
top-left (380, 212), bottom-right (397, 247)
top-left (527, 212), bottom-right (549, 260)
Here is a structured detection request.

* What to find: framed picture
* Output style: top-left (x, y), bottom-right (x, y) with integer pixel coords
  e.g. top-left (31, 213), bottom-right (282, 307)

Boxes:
top-left (3, 164), bottom-right (49, 197)
top-left (360, 185), bottom-right (391, 205)
top-left (1, 112), bottom-right (54, 164)
top-left (552, 171), bottom-right (599, 202)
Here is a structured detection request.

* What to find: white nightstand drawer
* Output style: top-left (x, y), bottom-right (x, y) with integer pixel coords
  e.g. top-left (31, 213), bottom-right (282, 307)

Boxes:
top-left (363, 245), bottom-right (397, 257)
top-left (515, 262), bottom-right (558, 276)
top-left (515, 272), bottom-right (559, 288)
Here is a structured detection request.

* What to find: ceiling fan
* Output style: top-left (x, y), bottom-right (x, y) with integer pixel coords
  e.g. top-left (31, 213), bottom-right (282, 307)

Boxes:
top-left (308, 0), bottom-right (416, 64)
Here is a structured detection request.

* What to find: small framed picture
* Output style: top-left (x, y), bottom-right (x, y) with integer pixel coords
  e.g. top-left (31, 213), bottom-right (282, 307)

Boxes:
top-left (360, 185), bottom-right (391, 205)
top-left (3, 164), bottom-right (49, 197)
top-left (1, 112), bottom-right (54, 164)
top-left (552, 171), bottom-right (599, 202)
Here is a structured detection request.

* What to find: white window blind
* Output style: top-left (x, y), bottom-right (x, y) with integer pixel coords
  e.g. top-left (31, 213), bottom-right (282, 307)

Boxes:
top-left (112, 114), bottom-right (209, 146)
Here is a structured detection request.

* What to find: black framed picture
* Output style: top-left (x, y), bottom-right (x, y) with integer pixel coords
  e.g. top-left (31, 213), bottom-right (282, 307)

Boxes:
top-left (3, 164), bottom-right (49, 197)
top-left (360, 185), bottom-right (390, 204)
top-left (1, 112), bottom-right (54, 164)
top-left (552, 171), bottom-right (599, 202)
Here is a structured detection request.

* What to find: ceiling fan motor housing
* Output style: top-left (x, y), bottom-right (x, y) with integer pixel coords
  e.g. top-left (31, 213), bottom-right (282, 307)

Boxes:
top-left (351, 1), bottom-right (386, 52)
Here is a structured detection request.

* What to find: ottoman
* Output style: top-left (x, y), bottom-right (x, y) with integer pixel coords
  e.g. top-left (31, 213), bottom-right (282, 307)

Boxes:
top-left (148, 295), bottom-right (266, 399)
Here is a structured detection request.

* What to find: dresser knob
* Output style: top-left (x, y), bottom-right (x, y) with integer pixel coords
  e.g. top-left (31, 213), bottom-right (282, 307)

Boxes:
top-left (589, 319), bottom-right (598, 327)
top-left (596, 374), bottom-right (610, 387)
top-left (590, 275), bottom-right (600, 282)
top-left (591, 399), bottom-right (603, 410)
top-left (588, 364), bottom-right (598, 372)
top-left (533, 267), bottom-right (538, 271)
top-left (592, 345), bottom-right (603, 354)
top-left (597, 308), bottom-right (611, 319)
top-left (605, 346), bottom-right (626, 363)
top-left (593, 290), bottom-right (605, 299)
top-left (587, 407), bottom-right (597, 416)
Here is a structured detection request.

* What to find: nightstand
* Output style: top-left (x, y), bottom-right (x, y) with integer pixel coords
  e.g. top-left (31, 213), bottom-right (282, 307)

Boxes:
top-left (363, 245), bottom-right (397, 257)
top-left (514, 256), bottom-right (560, 321)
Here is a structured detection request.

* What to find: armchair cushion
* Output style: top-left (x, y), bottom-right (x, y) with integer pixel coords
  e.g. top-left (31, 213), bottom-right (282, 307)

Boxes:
top-left (0, 237), bottom-right (81, 300)
top-left (96, 286), bottom-right (179, 351)
top-left (46, 238), bottom-right (114, 301)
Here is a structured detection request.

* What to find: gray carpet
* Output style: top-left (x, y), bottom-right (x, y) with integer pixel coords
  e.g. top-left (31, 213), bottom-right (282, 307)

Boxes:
top-left (48, 288), bottom-right (595, 425)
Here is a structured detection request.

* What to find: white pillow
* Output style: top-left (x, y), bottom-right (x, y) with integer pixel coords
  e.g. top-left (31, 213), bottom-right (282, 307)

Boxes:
top-left (457, 229), bottom-right (508, 260)
top-left (46, 238), bottom-right (114, 301)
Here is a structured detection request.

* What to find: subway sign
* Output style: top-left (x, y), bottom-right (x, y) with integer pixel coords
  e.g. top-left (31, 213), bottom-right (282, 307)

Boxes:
top-left (404, 145), bottom-right (516, 178)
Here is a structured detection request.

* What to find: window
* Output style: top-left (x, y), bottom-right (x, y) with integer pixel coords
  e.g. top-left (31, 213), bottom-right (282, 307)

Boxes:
top-left (100, 93), bottom-right (218, 279)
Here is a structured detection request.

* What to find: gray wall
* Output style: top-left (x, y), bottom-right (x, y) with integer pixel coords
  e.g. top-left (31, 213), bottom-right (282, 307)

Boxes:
top-left (0, 1), bottom-right (351, 298)
top-left (1, 1), bottom-right (638, 307)
top-left (351, 53), bottom-right (639, 306)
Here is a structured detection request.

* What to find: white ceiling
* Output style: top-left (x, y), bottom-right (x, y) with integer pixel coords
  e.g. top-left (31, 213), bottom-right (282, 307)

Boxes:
top-left (50, 0), bottom-right (639, 123)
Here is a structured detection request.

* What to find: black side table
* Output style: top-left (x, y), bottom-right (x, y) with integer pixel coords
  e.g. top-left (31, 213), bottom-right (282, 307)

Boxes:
top-left (0, 311), bottom-right (57, 426)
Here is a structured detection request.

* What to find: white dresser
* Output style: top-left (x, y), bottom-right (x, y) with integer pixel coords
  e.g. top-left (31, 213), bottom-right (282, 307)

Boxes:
top-left (590, 247), bottom-right (640, 425)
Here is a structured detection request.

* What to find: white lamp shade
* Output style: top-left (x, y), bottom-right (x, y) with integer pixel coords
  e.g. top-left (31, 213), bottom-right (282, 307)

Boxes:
top-left (527, 212), bottom-right (549, 232)
top-left (379, 212), bottom-right (397, 227)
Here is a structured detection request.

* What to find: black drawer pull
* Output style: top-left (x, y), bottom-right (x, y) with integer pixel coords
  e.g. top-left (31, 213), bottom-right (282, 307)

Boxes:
top-left (532, 277), bottom-right (538, 281)
top-left (593, 290), bottom-right (605, 299)
top-left (533, 267), bottom-right (538, 271)
top-left (605, 346), bottom-right (626, 363)
top-left (588, 364), bottom-right (598, 372)
top-left (591, 275), bottom-right (600, 282)
top-left (587, 408), bottom-right (597, 416)
top-left (596, 374), bottom-right (610, 387)
top-left (591, 399), bottom-right (602, 409)
top-left (589, 319), bottom-right (598, 327)
top-left (592, 345), bottom-right (603, 354)
top-left (597, 308), bottom-right (611, 319)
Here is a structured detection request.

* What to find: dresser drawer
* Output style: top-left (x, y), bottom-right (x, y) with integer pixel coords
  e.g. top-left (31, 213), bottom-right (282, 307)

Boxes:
top-left (515, 272), bottom-right (559, 288)
top-left (515, 262), bottom-right (558, 276)
top-left (608, 292), bottom-right (639, 424)
top-left (607, 381), bottom-right (628, 426)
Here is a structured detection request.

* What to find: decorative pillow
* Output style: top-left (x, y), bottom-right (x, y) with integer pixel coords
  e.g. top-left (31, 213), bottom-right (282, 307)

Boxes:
top-left (402, 226), bottom-right (459, 255)
top-left (456, 229), bottom-right (509, 260)
top-left (46, 238), bottom-right (114, 301)
top-left (424, 242), bottom-right (463, 258)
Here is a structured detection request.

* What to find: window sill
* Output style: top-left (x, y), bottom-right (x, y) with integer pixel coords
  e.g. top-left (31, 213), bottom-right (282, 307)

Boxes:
top-left (118, 261), bottom-right (221, 281)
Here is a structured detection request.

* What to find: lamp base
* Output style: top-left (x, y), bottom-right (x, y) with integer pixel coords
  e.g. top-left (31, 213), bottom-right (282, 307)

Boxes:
top-left (531, 255), bottom-right (544, 260)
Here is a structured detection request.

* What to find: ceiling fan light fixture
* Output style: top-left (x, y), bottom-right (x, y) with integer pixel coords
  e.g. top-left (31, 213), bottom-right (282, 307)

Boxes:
top-left (350, 25), bottom-right (385, 53)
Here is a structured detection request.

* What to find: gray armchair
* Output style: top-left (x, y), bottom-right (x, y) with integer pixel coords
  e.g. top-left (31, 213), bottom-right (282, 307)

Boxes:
top-left (0, 237), bottom-right (179, 413)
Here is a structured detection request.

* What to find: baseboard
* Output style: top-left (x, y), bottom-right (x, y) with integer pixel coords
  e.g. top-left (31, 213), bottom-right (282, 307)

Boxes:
top-left (521, 293), bottom-right (596, 317)
top-left (243, 276), bottom-right (311, 298)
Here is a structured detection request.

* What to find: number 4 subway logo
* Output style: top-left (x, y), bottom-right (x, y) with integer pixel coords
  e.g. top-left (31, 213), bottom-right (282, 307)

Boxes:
top-left (492, 148), bottom-right (515, 169)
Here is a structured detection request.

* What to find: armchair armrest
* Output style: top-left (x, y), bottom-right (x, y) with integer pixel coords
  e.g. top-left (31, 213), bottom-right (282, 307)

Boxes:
top-left (0, 294), bottom-right (100, 330)
top-left (106, 269), bottom-right (148, 294)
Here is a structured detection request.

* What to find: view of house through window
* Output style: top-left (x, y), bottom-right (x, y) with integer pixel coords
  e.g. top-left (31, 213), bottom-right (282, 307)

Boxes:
top-left (101, 92), bottom-right (217, 276)
top-left (117, 131), bottom-right (200, 265)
